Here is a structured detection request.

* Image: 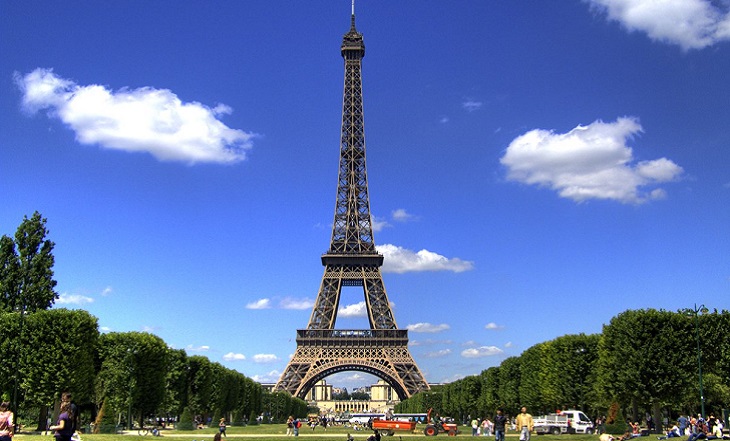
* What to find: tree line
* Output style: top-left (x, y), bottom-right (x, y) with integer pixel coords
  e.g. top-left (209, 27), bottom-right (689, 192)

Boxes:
top-left (0, 212), bottom-right (307, 430)
top-left (396, 309), bottom-right (730, 433)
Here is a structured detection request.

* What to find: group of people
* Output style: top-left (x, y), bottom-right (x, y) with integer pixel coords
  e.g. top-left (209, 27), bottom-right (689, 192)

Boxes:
top-left (598, 413), bottom-right (728, 441)
top-left (468, 407), bottom-right (532, 441)
top-left (286, 415), bottom-right (303, 436)
top-left (0, 392), bottom-right (79, 441)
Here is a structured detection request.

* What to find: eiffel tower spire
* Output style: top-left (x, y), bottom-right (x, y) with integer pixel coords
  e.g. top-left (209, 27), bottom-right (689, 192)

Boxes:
top-left (275, 6), bottom-right (429, 401)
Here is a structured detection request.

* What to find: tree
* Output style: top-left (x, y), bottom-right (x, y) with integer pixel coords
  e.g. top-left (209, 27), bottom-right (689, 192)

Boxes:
top-left (595, 309), bottom-right (694, 426)
top-left (95, 332), bottom-right (168, 427)
top-left (498, 356), bottom-right (521, 413)
top-left (10, 309), bottom-right (98, 429)
top-left (161, 348), bottom-right (188, 417)
top-left (0, 212), bottom-right (58, 313)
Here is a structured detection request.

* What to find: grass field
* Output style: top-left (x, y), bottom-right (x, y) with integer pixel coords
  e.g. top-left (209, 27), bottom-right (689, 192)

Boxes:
top-left (13, 424), bottom-right (602, 441)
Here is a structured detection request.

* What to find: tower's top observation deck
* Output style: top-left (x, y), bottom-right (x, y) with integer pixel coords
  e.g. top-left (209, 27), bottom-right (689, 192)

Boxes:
top-left (341, 14), bottom-right (365, 58)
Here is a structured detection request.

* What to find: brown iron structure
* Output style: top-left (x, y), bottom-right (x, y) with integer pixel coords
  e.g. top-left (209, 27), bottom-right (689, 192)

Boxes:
top-left (274, 10), bottom-right (429, 401)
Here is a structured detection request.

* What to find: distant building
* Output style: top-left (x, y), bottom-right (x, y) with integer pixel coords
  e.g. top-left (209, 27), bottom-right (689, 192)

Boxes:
top-left (305, 379), bottom-right (399, 414)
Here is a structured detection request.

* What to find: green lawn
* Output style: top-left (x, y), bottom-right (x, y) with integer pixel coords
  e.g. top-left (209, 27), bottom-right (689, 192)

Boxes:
top-left (14, 424), bottom-right (601, 441)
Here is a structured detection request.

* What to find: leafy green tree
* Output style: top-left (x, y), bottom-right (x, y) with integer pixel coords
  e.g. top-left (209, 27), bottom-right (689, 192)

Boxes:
top-left (498, 356), bottom-right (521, 414)
top-left (95, 332), bottom-right (168, 426)
top-left (518, 343), bottom-right (546, 412)
top-left (187, 355), bottom-right (214, 417)
top-left (548, 334), bottom-right (599, 412)
top-left (0, 212), bottom-right (58, 312)
top-left (161, 348), bottom-right (188, 417)
top-left (596, 309), bottom-right (694, 425)
top-left (478, 366), bottom-right (500, 416)
top-left (14, 309), bottom-right (97, 428)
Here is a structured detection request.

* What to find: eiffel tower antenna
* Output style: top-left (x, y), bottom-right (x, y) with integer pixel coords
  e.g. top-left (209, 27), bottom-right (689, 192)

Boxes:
top-left (274, 5), bottom-right (429, 400)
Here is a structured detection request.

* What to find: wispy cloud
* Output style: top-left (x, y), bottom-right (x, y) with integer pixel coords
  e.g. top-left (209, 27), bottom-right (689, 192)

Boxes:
top-left (251, 370), bottom-right (281, 383)
top-left (223, 352), bottom-right (246, 361)
top-left (501, 117), bottom-right (683, 204)
top-left (252, 353), bottom-right (279, 363)
top-left (461, 346), bottom-right (504, 358)
top-left (246, 298), bottom-right (271, 309)
top-left (407, 322), bottom-right (450, 333)
top-left (15, 68), bottom-right (256, 164)
top-left (485, 322), bottom-right (504, 330)
top-left (391, 208), bottom-right (416, 222)
top-left (186, 344), bottom-right (210, 353)
top-left (462, 99), bottom-right (483, 112)
top-left (587, 0), bottom-right (730, 50)
top-left (410, 338), bottom-right (453, 347)
top-left (280, 297), bottom-right (314, 310)
top-left (101, 286), bottom-right (113, 296)
top-left (371, 215), bottom-right (391, 232)
top-left (377, 244), bottom-right (474, 274)
top-left (423, 349), bottom-right (452, 358)
top-left (56, 293), bottom-right (94, 305)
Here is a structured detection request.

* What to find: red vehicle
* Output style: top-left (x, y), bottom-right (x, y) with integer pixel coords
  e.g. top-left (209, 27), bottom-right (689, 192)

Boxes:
top-left (424, 408), bottom-right (459, 436)
top-left (371, 419), bottom-right (418, 436)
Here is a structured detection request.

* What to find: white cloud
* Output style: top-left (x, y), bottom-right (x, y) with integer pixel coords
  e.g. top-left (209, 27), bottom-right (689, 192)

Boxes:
top-left (485, 322), bottom-right (504, 330)
top-left (504, 342), bottom-right (513, 348)
top-left (100, 326), bottom-right (112, 332)
top-left (56, 293), bottom-right (94, 305)
top-left (410, 338), bottom-right (453, 346)
top-left (407, 322), bottom-right (450, 333)
top-left (186, 345), bottom-right (210, 352)
top-left (462, 100), bottom-right (483, 112)
top-left (101, 286), bottom-right (113, 296)
top-left (339, 301), bottom-right (368, 317)
top-left (500, 117), bottom-right (683, 204)
top-left (280, 297), bottom-right (313, 310)
top-left (253, 353), bottom-right (279, 363)
top-left (377, 244), bottom-right (474, 274)
top-left (371, 216), bottom-right (391, 232)
top-left (15, 68), bottom-right (256, 164)
top-left (440, 116), bottom-right (450, 124)
top-left (440, 373), bottom-right (466, 383)
top-left (461, 346), bottom-right (504, 358)
top-left (391, 208), bottom-right (415, 222)
top-left (223, 352), bottom-right (246, 361)
top-left (587, 0), bottom-right (730, 50)
top-left (252, 370), bottom-right (281, 383)
top-left (246, 298), bottom-right (271, 309)
top-left (423, 349), bottom-right (452, 358)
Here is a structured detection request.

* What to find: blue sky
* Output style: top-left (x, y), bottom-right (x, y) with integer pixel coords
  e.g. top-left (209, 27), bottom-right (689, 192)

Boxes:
top-left (2, 0), bottom-right (729, 391)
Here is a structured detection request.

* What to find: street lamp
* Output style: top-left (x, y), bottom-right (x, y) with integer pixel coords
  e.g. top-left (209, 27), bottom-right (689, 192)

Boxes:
top-left (689, 304), bottom-right (708, 419)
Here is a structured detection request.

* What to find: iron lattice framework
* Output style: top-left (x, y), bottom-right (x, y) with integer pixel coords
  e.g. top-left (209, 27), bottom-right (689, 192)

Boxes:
top-left (275, 13), bottom-right (429, 400)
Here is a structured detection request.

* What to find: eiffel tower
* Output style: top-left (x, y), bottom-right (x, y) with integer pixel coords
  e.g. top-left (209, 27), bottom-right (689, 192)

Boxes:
top-left (274, 6), bottom-right (429, 400)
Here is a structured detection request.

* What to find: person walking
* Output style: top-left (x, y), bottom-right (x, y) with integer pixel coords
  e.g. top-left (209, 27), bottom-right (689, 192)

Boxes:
top-left (218, 418), bottom-right (227, 437)
top-left (50, 401), bottom-right (74, 441)
top-left (515, 407), bottom-right (534, 441)
top-left (494, 409), bottom-right (507, 441)
top-left (0, 402), bottom-right (13, 441)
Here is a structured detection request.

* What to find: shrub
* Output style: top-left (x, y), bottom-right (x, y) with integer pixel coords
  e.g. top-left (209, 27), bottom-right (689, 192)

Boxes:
top-left (176, 407), bottom-right (195, 431)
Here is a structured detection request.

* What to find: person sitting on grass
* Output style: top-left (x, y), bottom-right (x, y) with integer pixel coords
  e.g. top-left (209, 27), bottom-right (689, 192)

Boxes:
top-left (658, 423), bottom-right (681, 439)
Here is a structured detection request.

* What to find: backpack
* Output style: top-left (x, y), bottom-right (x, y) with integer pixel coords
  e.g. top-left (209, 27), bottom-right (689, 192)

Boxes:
top-left (296, 420), bottom-right (302, 428)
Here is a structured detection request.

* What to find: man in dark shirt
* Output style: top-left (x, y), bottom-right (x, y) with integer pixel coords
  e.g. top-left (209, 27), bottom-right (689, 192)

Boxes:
top-left (494, 409), bottom-right (508, 441)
